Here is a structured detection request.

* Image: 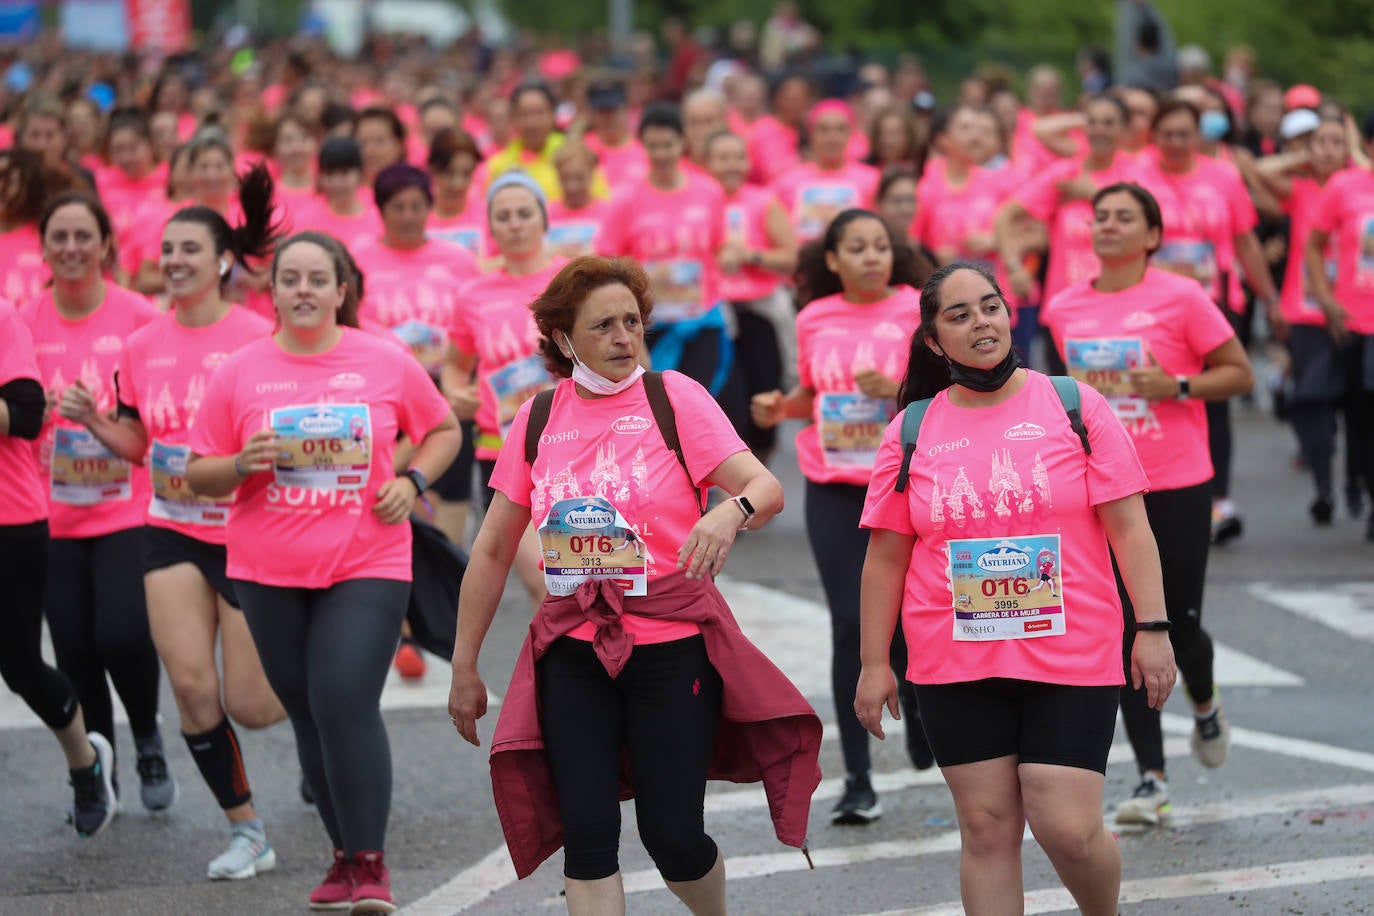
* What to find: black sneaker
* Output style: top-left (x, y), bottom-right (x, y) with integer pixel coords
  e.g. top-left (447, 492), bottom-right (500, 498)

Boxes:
top-left (135, 733), bottom-right (178, 812)
top-left (70, 733), bottom-right (116, 838)
top-left (831, 774), bottom-right (882, 825)
top-left (1211, 513), bottom-right (1243, 545)
top-left (1310, 497), bottom-right (1334, 526)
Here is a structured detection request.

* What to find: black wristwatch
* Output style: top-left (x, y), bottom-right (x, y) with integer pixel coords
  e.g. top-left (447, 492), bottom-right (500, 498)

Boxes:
top-left (403, 467), bottom-right (429, 495)
top-left (1134, 619), bottom-right (1172, 633)
top-left (730, 495), bottom-right (756, 530)
top-left (1175, 376), bottom-right (1191, 400)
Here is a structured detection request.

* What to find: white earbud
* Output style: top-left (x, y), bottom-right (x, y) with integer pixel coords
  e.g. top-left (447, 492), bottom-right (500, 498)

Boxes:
top-left (219, 259), bottom-right (230, 277)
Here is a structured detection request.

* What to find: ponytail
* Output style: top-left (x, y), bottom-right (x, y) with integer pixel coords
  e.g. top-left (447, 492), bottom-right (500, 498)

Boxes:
top-left (167, 160), bottom-right (283, 289)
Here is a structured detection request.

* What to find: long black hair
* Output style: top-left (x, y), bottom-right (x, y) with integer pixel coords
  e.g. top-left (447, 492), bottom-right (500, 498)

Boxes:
top-left (794, 208), bottom-right (933, 308)
top-left (897, 261), bottom-right (1010, 406)
top-left (166, 161), bottom-right (282, 289)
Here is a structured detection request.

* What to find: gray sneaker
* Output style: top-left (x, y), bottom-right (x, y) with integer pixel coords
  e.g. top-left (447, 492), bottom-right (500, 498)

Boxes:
top-left (1115, 776), bottom-right (1171, 826)
top-left (135, 733), bottom-right (178, 812)
top-left (207, 823), bottom-right (277, 880)
top-left (1191, 707), bottom-right (1231, 768)
top-left (70, 733), bottom-right (117, 838)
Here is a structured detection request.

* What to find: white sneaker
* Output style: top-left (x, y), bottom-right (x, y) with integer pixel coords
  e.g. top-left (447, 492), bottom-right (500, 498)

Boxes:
top-left (1191, 707), bottom-right (1231, 768)
top-left (207, 824), bottom-right (277, 880)
top-left (1115, 777), bottom-right (1171, 826)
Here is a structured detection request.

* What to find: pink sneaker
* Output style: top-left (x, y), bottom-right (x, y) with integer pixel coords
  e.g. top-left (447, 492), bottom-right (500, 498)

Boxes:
top-left (309, 849), bottom-right (354, 911)
top-left (350, 851), bottom-right (395, 914)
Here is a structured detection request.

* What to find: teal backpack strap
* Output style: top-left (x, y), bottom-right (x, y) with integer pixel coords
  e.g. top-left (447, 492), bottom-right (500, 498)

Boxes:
top-left (894, 397), bottom-right (935, 493)
top-left (1049, 375), bottom-right (1092, 456)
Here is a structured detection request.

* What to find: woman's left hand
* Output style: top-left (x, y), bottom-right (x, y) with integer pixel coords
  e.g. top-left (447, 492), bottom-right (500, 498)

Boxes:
top-left (373, 477), bottom-right (419, 525)
top-left (854, 663), bottom-right (900, 740)
top-left (854, 369), bottom-right (900, 400)
top-left (677, 505), bottom-right (740, 580)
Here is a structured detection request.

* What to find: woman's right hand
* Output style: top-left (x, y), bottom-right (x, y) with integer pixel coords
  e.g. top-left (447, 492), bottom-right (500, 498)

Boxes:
top-left (58, 380), bottom-right (99, 426)
top-left (750, 389), bottom-right (785, 429)
top-left (448, 664), bottom-right (488, 747)
top-left (854, 663), bottom-right (900, 740)
top-left (236, 430), bottom-right (279, 476)
top-left (448, 383), bottom-right (481, 423)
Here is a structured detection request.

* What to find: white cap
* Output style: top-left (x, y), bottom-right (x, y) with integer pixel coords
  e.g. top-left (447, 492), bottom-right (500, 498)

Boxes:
top-left (1280, 108), bottom-right (1321, 141)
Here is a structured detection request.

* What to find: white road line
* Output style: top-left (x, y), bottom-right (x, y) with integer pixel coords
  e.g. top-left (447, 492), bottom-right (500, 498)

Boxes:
top-left (874, 855), bottom-right (1374, 916)
top-left (401, 845), bottom-right (516, 915)
top-left (1251, 581), bottom-right (1374, 643)
top-left (1161, 712), bottom-right (1374, 773)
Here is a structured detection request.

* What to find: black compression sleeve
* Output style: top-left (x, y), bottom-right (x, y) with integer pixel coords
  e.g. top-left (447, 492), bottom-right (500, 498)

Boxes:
top-left (0, 378), bottom-right (45, 440)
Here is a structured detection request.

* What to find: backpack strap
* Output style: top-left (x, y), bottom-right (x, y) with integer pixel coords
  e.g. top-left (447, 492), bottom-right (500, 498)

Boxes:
top-left (643, 370), bottom-right (706, 515)
top-left (1048, 375), bottom-right (1092, 456)
top-left (523, 388), bottom-right (557, 466)
top-left (894, 397), bottom-right (935, 494)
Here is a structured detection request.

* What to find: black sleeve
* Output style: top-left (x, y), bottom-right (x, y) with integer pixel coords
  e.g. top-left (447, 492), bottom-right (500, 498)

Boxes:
top-left (0, 378), bottom-right (45, 441)
top-left (112, 369), bottom-right (140, 420)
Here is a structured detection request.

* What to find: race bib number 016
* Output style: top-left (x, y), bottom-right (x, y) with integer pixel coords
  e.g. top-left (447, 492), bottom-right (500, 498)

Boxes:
top-left (269, 404), bottom-right (372, 491)
top-left (948, 534), bottom-right (1065, 641)
top-left (1064, 337), bottom-right (1144, 398)
top-left (50, 427), bottom-right (131, 506)
top-left (819, 392), bottom-right (894, 468)
top-left (149, 440), bottom-right (231, 526)
top-left (538, 496), bottom-right (647, 597)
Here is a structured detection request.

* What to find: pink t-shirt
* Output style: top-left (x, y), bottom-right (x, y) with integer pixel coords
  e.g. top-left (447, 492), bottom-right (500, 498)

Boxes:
top-left (582, 135), bottom-right (649, 193)
top-left (21, 285), bottom-right (160, 539)
top-left (1310, 167), bottom-right (1374, 335)
top-left (1042, 268), bottom-right (1236, 491)
top-left (546, 198), bottom-right (610, 260)
top-left (293, 199), bottom-right (385, 254)
top-left (0, 224), bottom-right (46, 305)
top-left (490, 372), bottom-right (747, 643)
top-left (97, 165), bottom-right (170, 248)
top-left (449, 259), bottom-right (567, 460)
top-left (118, 197), bottom-right (178, 279)
top-left (596, 172), bottom-right (725, 324)
top-left (747, 116), bottom-right (802, 185)
top-left (795, 287), bottom-right (919, 486)
top-left (1015, 152), bottom-right (1141, 305)
top-left (0, 300), bottom-right (47, 526)
top-left (353, 238), bottom-right (480, 374)
top-left (117, 307), bottom-right (273, 543)
top-left (273, 185), bottom-right (320, 235)
top-left (1012, 109), bottom-right (1085, 176)
top-left (427, 210), bottom-right (490, 259)
top-left (720, 184), bottom-right (785, 302)
top-left (859, 371), bottom-right (1148, 686)
top-left (1278, 175), bottom-right (1337, 328)
top-left (914, 165), bottom-right (1026, 310)
top-left (771, 161), bottom-right (880, 242)
top-left (188, 328), bottom-right (453, 588)
top-left (1134, 155), bottom-right (1256, 311)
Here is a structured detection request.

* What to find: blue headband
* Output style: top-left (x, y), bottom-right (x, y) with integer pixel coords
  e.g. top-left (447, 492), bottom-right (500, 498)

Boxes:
top-left (486, 170), bottom-right (549, 221)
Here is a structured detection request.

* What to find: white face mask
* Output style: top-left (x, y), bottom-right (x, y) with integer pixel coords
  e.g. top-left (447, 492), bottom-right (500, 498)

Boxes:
top-left (561, 334), bottom-right (645, 396)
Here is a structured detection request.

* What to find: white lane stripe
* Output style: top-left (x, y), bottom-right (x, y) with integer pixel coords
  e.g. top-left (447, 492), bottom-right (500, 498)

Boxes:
top-left (400, 845), bottom-right (516, 915)
top-left (618, 782), bottom-right (1374, 901)
top-left (1251, 582), bottom-right (1374, 643)
top-left (876, 855), bottom-right (1374, 916)
top-left (1161, 712), bottom-right (1374, 773)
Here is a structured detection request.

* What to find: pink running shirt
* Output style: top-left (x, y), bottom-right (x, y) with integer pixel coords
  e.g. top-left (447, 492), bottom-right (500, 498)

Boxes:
top-left (1310, 167), bottom-right (1374, 334)
top-left (747, 116), bottom-right (802, 185)
top-left (1278, 175), bottom-right (1337, 328)
top-left (581, 135), bottom-right (649, 193)
top-left (794, 287), bottom-right (919, 486)
top-left (0, 300), bottom-right (47, 526)
top-left (720, 184), bottom-right (786, 302)
top-left (771, 161), bottom-right (880, 242)
top-left (490, 373), bottom-right (747, 643)
top-left (860, 372), bottom-right (1148, 686)
top-left (427, 210), bottom-right (490, 259)
top-left (0, 224), bottom-right (46, 305)
top-left (1042, 268), bottom-right (1237, 491)
top-left (117, 307), bottom-right (273, 543)
top-left (21, 285), bottom-right (160, 538)
top-left (188, 328), bottom-right (454, 588)
top-left (546, 198), bottom-right (610, 260)
top-left (293, 198), bottom-right (385, 254)
top-left (353, 238), bottom-right (480, 374)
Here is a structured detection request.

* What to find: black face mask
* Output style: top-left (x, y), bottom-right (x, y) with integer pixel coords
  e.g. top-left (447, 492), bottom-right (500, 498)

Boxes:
top-left (946, 347), bottom-right (1022, 393)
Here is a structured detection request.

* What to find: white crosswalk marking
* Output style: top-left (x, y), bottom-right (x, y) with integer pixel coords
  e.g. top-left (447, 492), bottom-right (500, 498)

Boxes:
top-left (1250, 581), bottom-right (1374, 643)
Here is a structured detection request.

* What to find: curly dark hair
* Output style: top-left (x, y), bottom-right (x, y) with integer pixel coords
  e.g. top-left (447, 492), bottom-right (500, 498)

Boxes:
top-left (530, 256), bottom-right (653, 379)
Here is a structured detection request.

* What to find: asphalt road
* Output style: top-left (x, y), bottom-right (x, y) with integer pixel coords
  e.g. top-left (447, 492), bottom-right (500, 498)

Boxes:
top-left (4, 397), bottom-right (1373, 915)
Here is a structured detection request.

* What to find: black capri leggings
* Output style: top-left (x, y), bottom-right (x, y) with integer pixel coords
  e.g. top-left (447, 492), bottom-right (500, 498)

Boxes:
top-left (538, 634), bottom-right (722, 882)
top-left (45, 526), bottom-right (161, 744)
top-left (1118, 480), bottom-right (1215, 775)
top-left (0, 521), bottom-right (79, 730)
top-left (235, 578), bottom-right (409, 855)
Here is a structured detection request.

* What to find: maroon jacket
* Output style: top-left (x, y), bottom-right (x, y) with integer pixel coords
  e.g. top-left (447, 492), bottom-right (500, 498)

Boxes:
top-left (489, 572), bottom-right (823, 879)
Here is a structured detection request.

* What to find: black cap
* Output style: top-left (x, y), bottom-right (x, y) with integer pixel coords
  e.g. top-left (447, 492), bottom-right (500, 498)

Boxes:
top-left (318, 136), bottom-right (363, 173)
top-left (587, 80), bottom-right (627, 110)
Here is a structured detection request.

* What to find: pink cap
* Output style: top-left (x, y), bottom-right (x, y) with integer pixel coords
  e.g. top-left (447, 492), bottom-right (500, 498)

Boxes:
top-left (1284, 84), bottom-right (1322, 112)
top-left (806, 99), bottom-right (857, 131)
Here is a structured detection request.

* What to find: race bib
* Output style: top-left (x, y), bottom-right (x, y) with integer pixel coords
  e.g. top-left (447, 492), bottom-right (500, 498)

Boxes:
top-left (546, 223), bottom-right (598, 258)
top-left (1155, 240), bottom-right (1217, 288)
top-left (149, 440), bottom-right (231, 526)
top-left (269, 404), bottom-right (372, 491)
top-left (391, 320), bottom-right (448, 374)
top-left (818, 392), bottom-right (894, 468)
top-left (538, 496), bottom-right (647, 597)
top-left (1064, 337), bottom-right (1144, 398)
top-left (645, 259), bottom-right (704, 323)
top-left (488, 355), bottom-right (554, 440)
top-left (50, 427), bottom-right (131, 506)
top-left (796, 185), bottom-right (856, 239)
top-left (948, 534), bottom-right (1066, 641)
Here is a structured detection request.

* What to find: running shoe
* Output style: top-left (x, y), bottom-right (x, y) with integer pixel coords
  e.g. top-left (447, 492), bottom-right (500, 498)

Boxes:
top-left (1192, 707), bottom-right (1231, 768)
top-left (350, 851), bottom-right (396, 914)
top-left (1211, 503), bottom-right (1243, 545)
top-left (1115, 776), bottom-right (1171, 826)
top-left (831, 773), bottom-right (882, 825)
top-left (70, 732), bottom-right (116, 839)
top-left (135, 732), bottom-right (178, 811)
top-left (310, 850), bottom-right (354, 911)
top-left (393, 639), bottom-right (426, 681)
top-left (207, 822), bottom-right (276, 880)
top-left (1309, 496), bottom-right (1334, 526)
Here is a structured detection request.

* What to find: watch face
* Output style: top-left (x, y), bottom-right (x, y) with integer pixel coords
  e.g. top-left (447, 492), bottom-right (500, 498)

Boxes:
top-left (738, 496), bottom-right (756, 515)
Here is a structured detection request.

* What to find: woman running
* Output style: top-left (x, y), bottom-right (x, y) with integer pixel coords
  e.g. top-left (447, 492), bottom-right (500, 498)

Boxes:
top-left (1042, 183), bottom-right (1254, 824)
top-left (752, 209), bottom-right (934, 823)
top-left (61, 166), bottom-right (290, 877)
top-left (187, 231), bottom-right (462, 913)
top-left (771, 101), bottom-right (880, 243)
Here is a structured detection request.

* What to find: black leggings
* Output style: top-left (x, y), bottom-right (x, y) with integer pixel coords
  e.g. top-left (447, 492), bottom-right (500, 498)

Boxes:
top-left (1118, 481), bottom-right (1215, 775)
top-left (805, 480), bottom-right (915, 778)
top-left (538, 635), bottom-right (721, 882)
top-left (45, 527), bottom-right (161, 743)
top-left (235, 578), bottom-right (409, 854)
top-left (0, 522), bottom-right (79, 730)
top-left (1206, 305), bottom-right (1248, 501)
top-left (718, 306), bottom-right (783, 454)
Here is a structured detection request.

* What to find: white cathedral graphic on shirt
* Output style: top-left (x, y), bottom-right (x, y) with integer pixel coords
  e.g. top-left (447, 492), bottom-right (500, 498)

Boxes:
top-left (930, 450), bottom-right (1052, 529)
